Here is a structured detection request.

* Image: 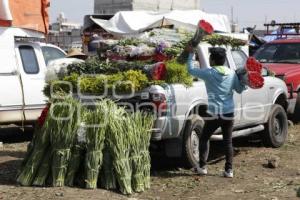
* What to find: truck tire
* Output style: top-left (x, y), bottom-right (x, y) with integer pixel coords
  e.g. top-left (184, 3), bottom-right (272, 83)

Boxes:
top-left (292, 92), bottom-right (300, 123)
top-left (262, 104), bottom-right (288, 148)
top-left (183, 115), bottom-right (206, 168)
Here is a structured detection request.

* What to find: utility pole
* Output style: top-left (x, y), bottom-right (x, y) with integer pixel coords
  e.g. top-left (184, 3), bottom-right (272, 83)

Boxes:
top-left (231, 6), bottom-right (234, 24)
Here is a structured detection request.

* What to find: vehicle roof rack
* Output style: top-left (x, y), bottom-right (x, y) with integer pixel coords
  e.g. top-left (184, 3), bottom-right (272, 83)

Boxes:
top-left (264, 22), bottom-right (300, 38)
top-left (14, 36), bottom-right (45, 43)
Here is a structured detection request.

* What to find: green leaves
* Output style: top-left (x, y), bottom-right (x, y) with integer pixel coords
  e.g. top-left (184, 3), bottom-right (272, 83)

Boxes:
top-left (204, 34), bottom-right (247, 49)
top-left (165, 59), bottom-right (193, 87)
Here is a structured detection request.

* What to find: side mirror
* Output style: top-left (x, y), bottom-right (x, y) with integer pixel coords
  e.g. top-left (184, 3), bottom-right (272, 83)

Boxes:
top-left (262, 67), bottom-right (276, 77)
top-left (261, 67), bottom-right (268, 77)
top-left (262, 67), bottom-right (274, 77)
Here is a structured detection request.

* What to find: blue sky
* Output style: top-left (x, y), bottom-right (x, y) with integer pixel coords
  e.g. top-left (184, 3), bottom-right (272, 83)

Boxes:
top-left (50, 0), bottom-right (299, 29)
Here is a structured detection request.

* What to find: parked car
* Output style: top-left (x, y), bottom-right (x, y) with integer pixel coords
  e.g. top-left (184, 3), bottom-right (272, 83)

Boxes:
top-left (110, 39), bottom-right (290, 167)
top-left (0, 27), bottom-right (66, 125)
top-left (254, 38), bottom-right (300, 120)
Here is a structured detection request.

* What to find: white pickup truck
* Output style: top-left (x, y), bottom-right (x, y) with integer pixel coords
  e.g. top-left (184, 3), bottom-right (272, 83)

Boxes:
top-left (0, 27), bottom-right (66, 125)
top-left (114, 37), bottom-right (289, 167)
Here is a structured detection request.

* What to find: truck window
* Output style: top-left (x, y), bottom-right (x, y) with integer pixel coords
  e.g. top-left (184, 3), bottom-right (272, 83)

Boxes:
top-left (41, 46), bottom-right (66, 65)
top-left (232, 50), bottom-right (247, 69)
top-left (254, 43), bottom-right (300, 63)
top-left (19, 46), bottom-right (39, 74)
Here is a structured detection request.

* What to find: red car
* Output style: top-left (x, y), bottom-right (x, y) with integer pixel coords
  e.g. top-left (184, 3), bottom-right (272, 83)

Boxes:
top-left (254, 38), bottom-right (300, 120)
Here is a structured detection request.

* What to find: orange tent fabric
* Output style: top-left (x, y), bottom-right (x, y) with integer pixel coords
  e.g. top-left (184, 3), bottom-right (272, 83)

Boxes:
top-left (0, 0), bottom-right (49, 33)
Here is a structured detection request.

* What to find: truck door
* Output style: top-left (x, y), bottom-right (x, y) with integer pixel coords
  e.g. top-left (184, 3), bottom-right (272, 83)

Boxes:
top-left (0, 48), bottom-right (24, 123)
top-left (225, 50), bottom-right (242, 125)
top-left (231, 50), bottom-right (268, 125)
top-left (15, 43), bottom-right (47, 121)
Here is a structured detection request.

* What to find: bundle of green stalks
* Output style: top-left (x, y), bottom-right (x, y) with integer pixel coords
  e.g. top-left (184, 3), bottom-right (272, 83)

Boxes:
top-left (106, 101), bottom-right (133, 195)
top-left (140, 114), bottom-right (154, 189)
top-left (17, 115), bottom-right (52, 186)
top-left (129, 112), bottom-right (145, 193)
top-left (18, 126), bottom-right (40, 177)
top-left (50, 97), bottom-right (80, 187)
top-left (17, 97), bottom-right (154, 195)
top-left (65, 143), bottom-right (85, 187)
top-left (65, 109), bottom-right (88, 187)
top-left (32, 146), bottom-right (52, 186)
top-left (84, 101), bottom-right (108, 189)
top-left (100, 144), bottom-right (117, 190)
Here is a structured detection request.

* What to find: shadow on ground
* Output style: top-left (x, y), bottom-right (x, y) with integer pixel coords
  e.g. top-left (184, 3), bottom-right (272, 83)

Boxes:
top-left (151, 134), bottom-right (265, 175)
top-left (0, 159), bottom-right (22, 185)
top-left (0, 126), bottom-right (33, 143)
top-left (0, 127), bottom-right (267, 182)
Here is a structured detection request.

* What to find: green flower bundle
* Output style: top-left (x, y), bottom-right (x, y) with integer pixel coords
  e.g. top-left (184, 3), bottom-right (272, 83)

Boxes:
top-left (84, 101), bottom-right (108, 189)
top-left (65, 112), bottom-right (87, 187)
top-left (17, 114), bottom-right (52, 186)
top-left (99, 147), bottom-right (117, 190)
top-left (106, 101), bottom-right (133, 195)
top-left (139, 114), bottom-right (154, 189)
top-left (50, 97), bottom-right (80, 187)
top-left (129, 112), bottom-right (154, 192)
top-left (165, 60), bottom-right (193, 87)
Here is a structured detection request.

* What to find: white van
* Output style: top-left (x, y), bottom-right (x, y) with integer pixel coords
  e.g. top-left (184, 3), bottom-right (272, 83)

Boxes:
top-left (0, 27), bottom-right (66, 125)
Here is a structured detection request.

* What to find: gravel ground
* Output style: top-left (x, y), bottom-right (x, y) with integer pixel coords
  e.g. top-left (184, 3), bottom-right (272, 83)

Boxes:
top-left (0, 125), bottom-right (300, 200)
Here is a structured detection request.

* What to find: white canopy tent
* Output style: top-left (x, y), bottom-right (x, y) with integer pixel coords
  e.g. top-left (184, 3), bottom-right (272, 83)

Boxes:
top-left (87, 10), bottom-right (231, 36)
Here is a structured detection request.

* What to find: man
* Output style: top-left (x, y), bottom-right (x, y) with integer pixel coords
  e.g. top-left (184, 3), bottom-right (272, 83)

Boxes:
top-left (186, 47), bottom-right (246, 178)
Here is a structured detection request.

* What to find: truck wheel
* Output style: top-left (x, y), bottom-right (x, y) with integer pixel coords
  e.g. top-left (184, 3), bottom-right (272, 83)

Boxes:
top-left (183, 115), bottom-right (206, 168)
top-left (262, 104), bottom-right (288, 148)
top-left (292, 92), bottom-right (300, 123)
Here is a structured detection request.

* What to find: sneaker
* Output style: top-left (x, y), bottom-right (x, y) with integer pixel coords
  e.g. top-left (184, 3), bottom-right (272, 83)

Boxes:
top-left (223, 169), bottom-right (233, 178)
top-left (194, 166), bottom-right (208, 175)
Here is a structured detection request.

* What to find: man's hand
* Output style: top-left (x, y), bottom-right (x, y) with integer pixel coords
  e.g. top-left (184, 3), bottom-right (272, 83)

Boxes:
top-left (186, 43), bottom-right (194, 53)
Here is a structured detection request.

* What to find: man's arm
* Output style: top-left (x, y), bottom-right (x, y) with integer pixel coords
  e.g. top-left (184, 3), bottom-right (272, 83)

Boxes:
top-left (233, 73), bottom-right (247, 94)
top-left (187, 53), bottom-right (208, 80)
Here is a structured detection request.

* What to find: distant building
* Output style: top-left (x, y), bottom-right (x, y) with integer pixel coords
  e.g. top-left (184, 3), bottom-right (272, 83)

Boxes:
top-left (48, 13), bottom-right (83, 51)
top-left (94, 0), bottom-right (201, 15)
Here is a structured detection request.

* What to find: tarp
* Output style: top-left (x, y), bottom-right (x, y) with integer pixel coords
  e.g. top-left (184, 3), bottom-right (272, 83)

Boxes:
top-left (0, 0), bottom-right (49, 33)
top-left (89, 10), bottom-right (231, 36)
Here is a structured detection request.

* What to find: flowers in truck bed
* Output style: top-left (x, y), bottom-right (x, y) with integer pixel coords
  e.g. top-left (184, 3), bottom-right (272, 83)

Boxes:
top-left (151, 62), bottom-right (167, 81)
top-left (44, 27), bottom-right (248, 98)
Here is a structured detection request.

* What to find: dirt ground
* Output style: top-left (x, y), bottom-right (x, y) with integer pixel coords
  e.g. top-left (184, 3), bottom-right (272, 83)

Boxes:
top-left (0, 125), bottom-right (300, 200)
